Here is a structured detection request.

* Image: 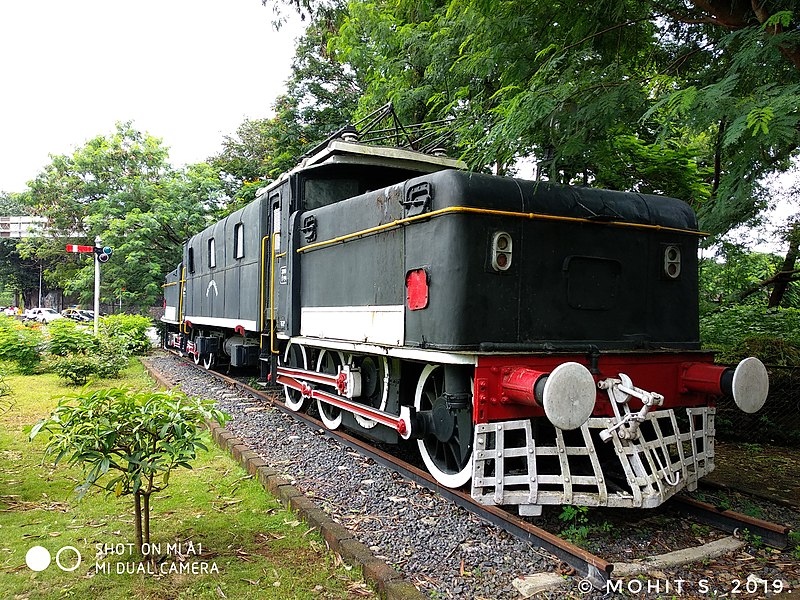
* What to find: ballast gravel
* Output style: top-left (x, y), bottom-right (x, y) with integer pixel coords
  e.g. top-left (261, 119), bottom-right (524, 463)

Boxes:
top-left (146, 354), bottom-right (564, 599)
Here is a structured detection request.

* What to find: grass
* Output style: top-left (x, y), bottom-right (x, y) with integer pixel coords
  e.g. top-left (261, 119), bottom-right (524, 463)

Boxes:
top-left (0, 359), bottom-right (372, 599)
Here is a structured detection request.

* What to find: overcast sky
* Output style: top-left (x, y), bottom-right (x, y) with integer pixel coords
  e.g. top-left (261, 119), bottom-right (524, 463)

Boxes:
top-left (0, 0), bottom-right (300, 194)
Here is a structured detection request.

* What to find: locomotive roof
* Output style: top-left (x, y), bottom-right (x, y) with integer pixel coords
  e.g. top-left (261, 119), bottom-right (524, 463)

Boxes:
top-left (258, 140), bottom-right (466, 195)
top-left (299, 140), bottom-right (466, 172)
top-left (420, 169), bottom-right (701, 232)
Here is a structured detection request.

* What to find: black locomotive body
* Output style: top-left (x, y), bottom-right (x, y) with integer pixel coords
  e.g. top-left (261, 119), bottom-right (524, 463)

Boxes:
top-left (299, 168), bottom-right (700, 351)
top-left (163, 138), bottom-right (769, 515)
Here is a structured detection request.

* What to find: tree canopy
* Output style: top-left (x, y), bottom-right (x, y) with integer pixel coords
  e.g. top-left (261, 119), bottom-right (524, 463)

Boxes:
top-left (210, 7), bottom-right (360, 210)
top-left (20, 123), bottom-right (225, 310)
top-left (325, 0), bottom-right (800, 236)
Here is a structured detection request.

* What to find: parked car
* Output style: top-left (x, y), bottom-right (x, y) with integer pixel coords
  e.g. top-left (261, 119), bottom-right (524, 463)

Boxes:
top-left (62, 308), bottom-right (92, 322)
top-left (23, 308), bottom-right (64, 323)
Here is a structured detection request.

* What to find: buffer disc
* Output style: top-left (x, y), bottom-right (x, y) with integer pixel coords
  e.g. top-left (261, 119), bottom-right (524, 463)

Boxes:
top-left (731, 357), bottom-right (769, 414)
top-left (542, 362), bottom-right (596, 430)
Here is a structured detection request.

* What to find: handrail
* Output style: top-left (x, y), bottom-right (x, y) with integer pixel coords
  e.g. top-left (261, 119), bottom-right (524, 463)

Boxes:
top-left (298, 205), bottom-right (707, 254)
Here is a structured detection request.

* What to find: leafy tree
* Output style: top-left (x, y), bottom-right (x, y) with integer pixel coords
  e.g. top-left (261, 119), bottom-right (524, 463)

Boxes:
top-left (210, 108), bottom-right (303, 211)
top-left (0, 239), bottom-right (43, 308)
top-left (285, 6), bottom-right (362, 143)
top-left (334, 0), bottom-right (438, 125)
top-left (767, 220), bottom-right (800, 307)
top-left (325, 0), bottom-right (799, 234)
top-left (31, 388), bottom-right (229, 553)
top-left (0, 191), bottom-right (31, 217)
top-left (700, 242), bottom-right (789, 310)
top-left (22, 123), bottom-right (223, 310)
top-left (261, 0), bottom-right (336, 24)
top-left (0, 193), bottom-right (45, 307)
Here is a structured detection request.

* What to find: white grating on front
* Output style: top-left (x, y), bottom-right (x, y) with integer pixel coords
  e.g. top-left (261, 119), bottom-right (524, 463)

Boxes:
top-left (471, 408), bottom-right (716, 514)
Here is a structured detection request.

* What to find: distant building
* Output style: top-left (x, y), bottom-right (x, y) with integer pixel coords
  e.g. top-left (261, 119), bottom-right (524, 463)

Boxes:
top-left (0, 216), bottom-right (47, 238)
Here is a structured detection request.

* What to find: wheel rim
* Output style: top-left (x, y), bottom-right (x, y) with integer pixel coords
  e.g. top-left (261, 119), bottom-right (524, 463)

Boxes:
top-left (281, 343), bottom-right (308, 412)
top-left (354, 355), bottom-right (389, 429)
top-left (316, 350), bottom-right (344, 429)
top-left (193, 351), bottom-right (201, 365)
top-left (414, 364), bottom-right (474, 488)
top-left (203, 352), bottom-right (215, 370)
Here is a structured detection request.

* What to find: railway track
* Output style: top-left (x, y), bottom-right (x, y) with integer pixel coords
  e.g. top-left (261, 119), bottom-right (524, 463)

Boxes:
top-left (150, 351), bottom-right (793, 593)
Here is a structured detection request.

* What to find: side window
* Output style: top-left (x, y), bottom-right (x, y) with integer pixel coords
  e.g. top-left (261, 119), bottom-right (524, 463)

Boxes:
top-left (233, 223), bottom-right (244, 259)
top-left (208, 238), bottom-right (216, 269)
top-left (188, 247), bottom-right (195, 274)
top-left (271, 195), bottom-right (281, 250)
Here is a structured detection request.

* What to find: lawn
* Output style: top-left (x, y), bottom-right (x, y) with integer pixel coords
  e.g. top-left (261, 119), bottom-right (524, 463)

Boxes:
top-left (0, 360), bottom-right (371, 599)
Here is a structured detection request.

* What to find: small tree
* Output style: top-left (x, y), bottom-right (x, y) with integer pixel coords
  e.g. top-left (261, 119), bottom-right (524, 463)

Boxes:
top-left (99, 314), bottom-right (153, 355)
top-left (31, 387), bottom-right (228, 553)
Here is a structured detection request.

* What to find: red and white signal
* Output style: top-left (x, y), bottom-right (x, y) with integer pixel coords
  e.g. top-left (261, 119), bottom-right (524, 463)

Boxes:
top-left (65, 244), bottom-right (94, 253)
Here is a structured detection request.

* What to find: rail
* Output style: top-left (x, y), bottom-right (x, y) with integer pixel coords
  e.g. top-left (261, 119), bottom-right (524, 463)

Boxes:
top-left (672, 495), bottom-right (790, 549)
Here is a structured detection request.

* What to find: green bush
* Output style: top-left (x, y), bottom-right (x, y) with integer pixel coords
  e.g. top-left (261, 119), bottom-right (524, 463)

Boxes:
top-left (47, 318), bottom-right (95, 356)
top-left (95, 338), bottom-right (129, 377)
top-left (700, 306), bottom-right (800, 365)
top-left (51, 354), bottom-right (98, 385)
top-left (714, 336), bottom-right (800, 366)
top-left (100, 314), bottom-right (152, 355)
top-left (0, 316), bottom-right (44, 374)
top-left (51, 338), bottom-right (129, 385)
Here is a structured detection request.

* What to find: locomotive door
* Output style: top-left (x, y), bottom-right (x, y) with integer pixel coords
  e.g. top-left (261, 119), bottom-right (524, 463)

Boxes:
top-left (268, 187), bottom-right (290, 342)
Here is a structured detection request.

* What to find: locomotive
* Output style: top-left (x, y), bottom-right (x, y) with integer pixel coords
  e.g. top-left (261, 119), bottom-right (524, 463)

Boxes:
top-left (162, 128), bottom-right (769, 516)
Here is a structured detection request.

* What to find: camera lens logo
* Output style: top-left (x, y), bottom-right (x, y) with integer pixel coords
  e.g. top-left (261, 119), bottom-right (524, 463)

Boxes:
top-left (25, 546), bottom-right (51, 571)
top-left (25, 546), bottom-right (81, 572)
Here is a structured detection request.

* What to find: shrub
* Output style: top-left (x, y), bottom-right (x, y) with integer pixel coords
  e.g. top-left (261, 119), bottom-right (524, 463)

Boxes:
top-left (0, 316), bottom-right (44, 374)
top-left (95, 338), bottom-right (129, 378)
top-left (714, 336), bottom-right (800, 366)
top-left (47, 319), bottom-right (95, 356)
top-left (50, 354), bottom-right (98, 385)
top-left (700, 306), bottom-right (800, 366)
top-left (51, 339), bottom-right (129, 385)
top-left (100, 314), bottom-right (152, 355)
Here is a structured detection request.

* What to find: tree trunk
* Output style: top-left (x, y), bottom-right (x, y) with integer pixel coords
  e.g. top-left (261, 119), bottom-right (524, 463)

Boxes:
top-left (22, 290), bottom-right (37, 309)
top-left (143, 493), bottom-right (151, 548)
top-left (768, 226), bottom-right (800, 308)
top-left (134, 491), bottom-right (143, 555)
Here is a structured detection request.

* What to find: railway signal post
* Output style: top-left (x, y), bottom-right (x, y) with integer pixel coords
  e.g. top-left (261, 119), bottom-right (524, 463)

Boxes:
top-left (66, 238), bottom-right (112, 335)
top-left (94, 236), bottom-right (101, 335)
